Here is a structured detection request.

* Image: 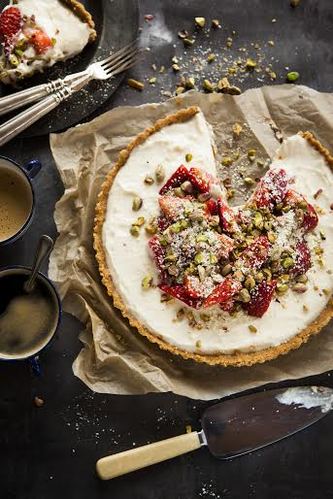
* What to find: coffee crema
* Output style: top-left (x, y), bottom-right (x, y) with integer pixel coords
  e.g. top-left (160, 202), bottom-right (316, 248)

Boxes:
top-left (0, 165), bottom-right (32, 242)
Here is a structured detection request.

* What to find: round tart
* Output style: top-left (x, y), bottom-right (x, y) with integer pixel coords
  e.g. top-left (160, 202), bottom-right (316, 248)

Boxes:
top-left (94, 107), bottom-right (333, 366)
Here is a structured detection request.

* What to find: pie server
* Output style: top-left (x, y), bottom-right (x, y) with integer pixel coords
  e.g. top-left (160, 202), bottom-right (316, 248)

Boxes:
top-left (96, 386), bottom-right (333, 480)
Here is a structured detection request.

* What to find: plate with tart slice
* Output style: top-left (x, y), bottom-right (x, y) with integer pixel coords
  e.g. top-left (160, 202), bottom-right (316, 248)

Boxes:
top-left (94, 106), bottom-right (333, 367)
top-left (0, 0), bottom-right (139, 135)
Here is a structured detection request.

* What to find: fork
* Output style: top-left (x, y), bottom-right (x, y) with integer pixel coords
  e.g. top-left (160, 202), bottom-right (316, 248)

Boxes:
top-left (0, 43), bottom-right (139, 146)
top-left (0, 41), bottom-right (138, 117)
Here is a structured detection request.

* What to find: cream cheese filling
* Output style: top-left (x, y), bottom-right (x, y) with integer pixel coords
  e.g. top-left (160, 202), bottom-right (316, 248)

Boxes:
top-left (103, 114), bottom-right (333, 356)
top-left (1, 0), bottom-right (92, 82)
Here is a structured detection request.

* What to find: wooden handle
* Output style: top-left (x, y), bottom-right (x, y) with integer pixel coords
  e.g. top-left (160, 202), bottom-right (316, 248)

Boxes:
top-left (96, 431), bottom-right (201, 480)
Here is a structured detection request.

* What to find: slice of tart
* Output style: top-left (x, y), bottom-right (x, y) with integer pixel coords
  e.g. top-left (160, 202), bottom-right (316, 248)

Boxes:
top-left (94, 107), bottom-right (333, 366)
top-left (0, 0), bottom-right (96, 84)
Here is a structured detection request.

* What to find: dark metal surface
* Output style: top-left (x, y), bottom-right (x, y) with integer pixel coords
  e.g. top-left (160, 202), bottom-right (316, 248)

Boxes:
top-left (1, 1), bottom-right (333, 498)
top-left (202, 387), bottom-right (333, 459)
top-left (0, 0), bottom-right (139, 135)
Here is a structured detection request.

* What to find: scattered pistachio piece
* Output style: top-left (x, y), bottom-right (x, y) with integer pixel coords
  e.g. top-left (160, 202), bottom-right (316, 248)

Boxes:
top-left (172, 63), bottom-right (180, 72)
top-left (257, 159), bottom-right (265, 168)
top-left (132, 196), bottom-right (143, 211)
top-left (277, 283), bottom-right (289, 294)
top-left (245, 275), bottom-right (256, 290)
top-left (323, 288), bottom-right (330, 296)
top-left (171, 56), bottom-right (179, 64)
top-left (185, 153), bottom-right (193, 162)
top-left (127, 78), bottom-right (144, 91)
top-left (202, 79), bottom-right (214, 92)
top-left (248, 325), bottom-right (257, 333)
top-left (211, 19), bottom-right (221, 29)
top-left (320, 230), bottom-right (326, 241)
top-left (207, 53), bottom-right (216, 63)
top-left (245, 58), bottom-right (257, 70)
top-left (144, 175), bottom-right (154, 185)
top-left (181, 180), bottom-right (194, 193)
top-left (303, 304), bottom-right (309, 312)
top-left (175, 86), bottom-right (185, 95)
top-left (282, 256), bottom-right (294, 269)
top-left (286, 71), bottom-right (300, 82)
top-left (178, 29), bottom-right (189, 39)
top-left (313, 188), bottom-right (323, 199)
top-left (141, 275), bottom-right (153, 289)
top-left (134, 216), bottom-right (145, 226)
top-left (34, 396), bottom-right (44, 408)
top-left (155, 165), bottom-right (165, 183)
top-left (183, 37), bottom-right (195, 46)
top-left (194, 252), bottom-right (204, 265)
top-left (268, 40), bottom-right (275, 46)
top-left (221, 263), bottom-right (232, 276)
top-left (186, 424), bottom-right (193, 433)
top-left (247, 149), bottom-right (256, 161)
top-left (244, 177), bottom-right (255, 186)
top-left (232, 123), bottom-right (243, 137)
top-left (293, 283), bottom-right (307, 293)
top-left (130, 225), bottom-right (140, 237)
top-left (238, 288), bottom-right (251, 303)
top-left (149, 76), bottom-right (157, 84)
top-left (221, 156), bottom-right (233, 167)
top-left (195, 17), bottom-right (206, 28)
top-left (185, 77), bottom-right (195, 89)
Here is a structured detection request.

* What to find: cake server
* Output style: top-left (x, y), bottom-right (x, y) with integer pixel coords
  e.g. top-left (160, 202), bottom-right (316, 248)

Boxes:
top-left (96, 386), bottom-right (333, 480)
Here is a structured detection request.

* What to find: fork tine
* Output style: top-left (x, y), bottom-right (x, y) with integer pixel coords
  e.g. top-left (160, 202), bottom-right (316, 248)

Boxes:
top-left (105, 54), bottom-right (141, 78)
top-left (98, 40), bottom-right (138, 67)
top-left (102, 47), bottom-right (139, 72)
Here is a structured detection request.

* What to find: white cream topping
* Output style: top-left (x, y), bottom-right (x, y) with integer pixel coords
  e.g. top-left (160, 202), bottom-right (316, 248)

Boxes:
top-left (103, 114), bottom-right (333, 356)
top-left (1, 0), bottom-right (92, 82)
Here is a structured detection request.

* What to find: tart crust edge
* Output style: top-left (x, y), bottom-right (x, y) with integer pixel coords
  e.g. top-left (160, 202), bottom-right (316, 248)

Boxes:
top-left (93, 110), bottom-right (333, 367)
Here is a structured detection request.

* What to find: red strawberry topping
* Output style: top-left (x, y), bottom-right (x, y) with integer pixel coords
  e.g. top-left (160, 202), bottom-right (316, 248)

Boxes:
top-left (290, 240), bottom-right (311, 277)
top-left (0, 7), bottom-right (22, 53)
top-left (238, 235), bottom-right (270, 270)
top-left (159, 283), bottom-right (203, 309)
top-left (188, 167), bottom-right (211, 193)
top-left (148, 236), bottom-right (168, 282)
top-left (283, 190), bottom-right (318, 232)
top-left (159, 196), bottom-right (193, 220)
top-left (203, 278), bottom-right (242, 308)
top-left (205, 198), bottom-right (218, 215)
top-left (216, 233), bottom-right (234, 259)
top-left (217, 198), bottom-right (239, 233)
top-left (29, 29), bottom-right (53, 55)
top-left (302, 203), bottom-right (318, 232)
top-left (252, 168), bottom-right (288, 208)
top-left (243, 280), bottom-right (277, 317)
top-left (159, 165), bottom-right (190, 195)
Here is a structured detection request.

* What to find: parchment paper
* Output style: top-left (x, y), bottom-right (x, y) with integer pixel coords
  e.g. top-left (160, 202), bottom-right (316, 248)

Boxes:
top-left (49, 84), bottom-right (333, 400)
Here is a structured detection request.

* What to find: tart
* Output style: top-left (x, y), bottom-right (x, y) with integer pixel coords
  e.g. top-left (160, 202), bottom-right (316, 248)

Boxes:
top-left (94, 107), bottom-right (333, 366)
top-left (0, 0), bottom-right (96, 84)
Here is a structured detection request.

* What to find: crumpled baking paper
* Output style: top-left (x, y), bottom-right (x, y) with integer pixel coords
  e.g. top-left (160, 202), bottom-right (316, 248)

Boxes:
top-left (49, 85), bottom-right (333, 400)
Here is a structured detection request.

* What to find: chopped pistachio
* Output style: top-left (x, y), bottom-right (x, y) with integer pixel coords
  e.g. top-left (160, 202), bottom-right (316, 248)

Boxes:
top-left (268, 40), bottom-right (275, 46)
top-left (170, 222), bottom-right (182, 233)
top-left (210, 254), bottom-right (218, 264)
top-left (277, 283), bottom-right (289, 294)
top-left (244, 177), bottom-right (255, 186)
top-left (177, 308), bottom-right (185, 320)
top-left (175, 86), bottom-right (185, 95)
top-left (183, 37), bottom-right (195, 46)
top-left (287, 71), bottom-right (300, 82)
top-left (185, 153), bottom-right (193, 162)
top-left (181, 180), bottom-right (194, 193)
top-left (132, 196), bottom-right (143, 211)
top-left (248, 324), bottom-right (257, 333)
top-left (245, 58), bottom-right (257, 70)
top-left (313, 188), bottom-right (323, 199)
top-left (232, 123), bottom-right (243, 137)
top-left (178, 29), bottom-right (189, 39)
top-left (155, 165), bottom-right (165, 183)
top-left (172, 63), bottom-right (180, 72)
top-left (296, 274), bottom-right (308, 283)
top-left (202, 79), bottom-right (214, 92)
top-left (144, 175), bottom-right (154, 185)
top-left (194, 17), bottom-right (206, 28)
top-left (221, 156), bottom-right (233, 167)
top-left (293, 282), bottom-right (307, 293)
top-left (303, 304), bottom-right (309, 312)
top-left (217, 77), bottom-right (230, 91)
top-left (127, 78), bottom-right (144, 91)
top-left (185, 77), bottom-right (195, 89)
top-left (253, 211), bottom-right (263, 229)
top-left (161, 293), bottom-right (173, 303)
top-left (255, 271), bottom-right (264, 283)
top-left (145, 223), bottom-right (157, 235)
top-left (141, 275), bottom-right (153, 289)
top-left (130, 225), bottom-right (140, 237)
top-left (323, 288), bottom-right (330, 296)
top-left (320, 230), bottom-right (326, 241)
top-left (221, 263), bottom-right (232, 277)
top-left (195, 340), bottom-right (202, 349)
top-left (207, 53), bottom-right (216, 63)
top-left (238, 288), bottom-right (251, 303)
top-left (149, 76), bottom-right (157, 84)
top-left (194, 252), bottom-right (204, 264)
top-left (134, 216), bottom-right (145, 226)
top-left (245, 275), bottom-right (256, 290)
top-left (247, 149), bottom-right (256, 161)
top-left (200, 313), bottom-right (210, 322)
top-left (159, 65), bottom-right (166, 73)
top-left (227, 189), bottom-right (235, 200)
top-left (174, 187), bottom-right (186, 198)
top-left (171, 56), bottom-right (179, 64)
top-left (228, 85), bottom-right (242, 95)
top-left (211, 19), bottom-right (221, 29)
top-left (9, 54), bottom-right (19, 67)
top-left (257, 159), bottom-right (265, 168)
top-left (282, 256), bottom-right (294, 269)
top-left (196, 233), bottom-right (208, 242)
top-left (268, 231), bottom-right (276, 243)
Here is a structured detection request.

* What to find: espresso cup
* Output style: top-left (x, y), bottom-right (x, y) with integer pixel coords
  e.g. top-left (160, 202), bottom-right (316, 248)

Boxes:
top-left (0, 156), bottom-right (41, 246)
top-left (0, 267), bottom-right (61, 361)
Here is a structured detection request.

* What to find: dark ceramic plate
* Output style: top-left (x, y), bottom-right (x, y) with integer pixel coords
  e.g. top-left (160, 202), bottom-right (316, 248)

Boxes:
top-left (0, 0), bottom-right (139, 136)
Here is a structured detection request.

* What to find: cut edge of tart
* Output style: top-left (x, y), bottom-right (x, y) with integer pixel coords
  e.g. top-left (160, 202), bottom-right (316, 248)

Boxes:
top-left (94, 108), bottom-right (333, 367)
top-left (59, 0), bottom-right (96, 41)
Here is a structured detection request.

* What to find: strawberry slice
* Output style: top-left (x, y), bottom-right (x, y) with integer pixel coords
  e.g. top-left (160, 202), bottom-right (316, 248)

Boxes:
top-left (216, 233), bottom-right (234, 259)
top-left (217, 198), bottom-right (239, 233)
top-left (159, 283), bottom-right (203, 309)
top-left (157, 216), bottom-right (171, 232)
top-left (238, 235), bottom-right (270, 270)
top-left (159, 165), bottom-right (190, 195)
top-left (184, 275), bottom-right (207, 299)
top-left (188, 167), bottom-right (211, 193)
top-left (29, 29), bottom-right (53, 55)
top-left (243, 280), bottom-right (277, 318)
top-left (205, 198), bottom-right (218, 215)
top-left (203, 278), bottom-right (242, 308)
top-left (283, 190), bottom-right (318, 232)
top-left (0, 7), bottom-right (22, 54)
top-left (252, 168), bottom-right (288, 208)
top-left (290, 240), bottom-right (311, 277)
top-left (159, 196), bottom-right (193, 220)
top-left (148, 235), bottom-right (168, 282)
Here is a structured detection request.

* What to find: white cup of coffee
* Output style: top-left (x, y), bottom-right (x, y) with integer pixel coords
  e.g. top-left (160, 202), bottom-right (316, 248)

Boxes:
top-left (0, 156), bottom-right (41, 245)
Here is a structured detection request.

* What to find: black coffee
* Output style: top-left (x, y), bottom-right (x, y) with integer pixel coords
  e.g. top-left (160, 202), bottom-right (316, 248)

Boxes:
top-left (0, 273), bottom-right (58, 358)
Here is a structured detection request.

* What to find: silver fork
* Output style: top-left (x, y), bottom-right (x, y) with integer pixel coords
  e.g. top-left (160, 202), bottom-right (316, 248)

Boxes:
top-left (0, 44), bottom-right (139, 146)
top-left (0, 41), bottom-right (138, 117)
